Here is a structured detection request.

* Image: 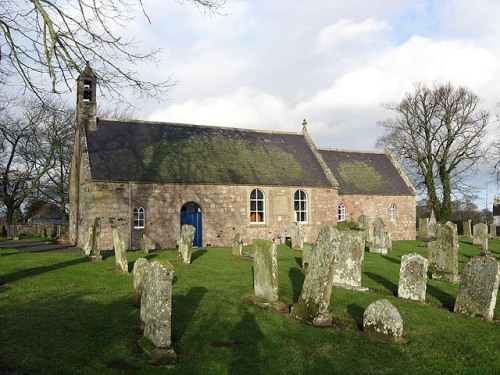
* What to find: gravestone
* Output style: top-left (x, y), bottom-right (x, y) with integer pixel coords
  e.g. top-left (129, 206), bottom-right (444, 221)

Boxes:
top-left (133, 258), bottom-right (148, 305)
top-left (357, 215), bottom-right (370, 244)
top-left (333, 229), bottom-right (367, 291)
top-left (140, 260), bottom-right (177, 364)
top-left (369, 218), bottom-right (391, 254)
top-left (113, 227), bottom-right (128, 274)
top-left (83, 226), bottom-right (93, 256)
top-left (363, 299), bottom-right (405, 344)
top-left (489, 223), bottom-right (497, 238)
top-left (481, 235), bottom-right (490, 256)
top-left (253, 238), bottom-right (279, 302)
top-left (418, 218), bottom-right (430, 238)
top-left (232, 232), bottom-right (243, 256)
top-left (290, 222), bottom-right (304, 251)
top-left (89, 217), bottom-right (102, 261)
top-left (302, 243), bottom-right (313, 268)
top-left (454, 256), bottom-right (499, 321)
top-left (140, 232), bottom-right (152, 254)
top-left (398, 253), bottom-right (428, 303)
top-left (428, 222), bottom-right (459, 283)
top-left (473, 223), bottom-right (488, 245)
top-left (463, 221), bottom-right (472, 237)
top-left (428, 210), bottom-right (437, 237)
top-left (290, 226), bottom-right (340, 326)
top-left (178, 224), bottom-right (195, 264)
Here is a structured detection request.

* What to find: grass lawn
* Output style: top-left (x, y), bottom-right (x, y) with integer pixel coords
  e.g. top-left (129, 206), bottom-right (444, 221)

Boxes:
top-left (0, 236), bottom-right (498, 374)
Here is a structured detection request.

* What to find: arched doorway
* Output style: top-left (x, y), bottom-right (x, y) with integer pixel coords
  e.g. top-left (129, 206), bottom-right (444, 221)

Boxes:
top-left (180, 202), bottom-right (202, 247)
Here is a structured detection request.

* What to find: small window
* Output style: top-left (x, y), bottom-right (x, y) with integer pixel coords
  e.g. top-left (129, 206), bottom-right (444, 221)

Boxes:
top-left (338, 204), bottom-right (346, 222)
top-left (294, 189), bottom-right (308, 223)
top-left (133, 206), bottom-right (145, 229)
top-left (390, 204), bottom-right (397, 221)
top-left (250, 188), bottom-right (265, 223)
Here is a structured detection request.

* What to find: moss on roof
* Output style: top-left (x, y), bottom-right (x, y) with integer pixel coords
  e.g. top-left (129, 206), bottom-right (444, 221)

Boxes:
top-left (337, 161), bottom-right (388, 193)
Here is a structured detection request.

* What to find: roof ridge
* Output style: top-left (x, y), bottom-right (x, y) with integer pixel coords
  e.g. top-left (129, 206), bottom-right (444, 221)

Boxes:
top-left (318, 147), bottom-right (386, 154)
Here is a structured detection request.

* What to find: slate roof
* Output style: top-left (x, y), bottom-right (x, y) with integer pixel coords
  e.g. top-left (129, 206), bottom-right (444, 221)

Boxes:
top-left (86, 119), bottom-right (334, 187)
top-left (319, 149), bottom-right (415, 196)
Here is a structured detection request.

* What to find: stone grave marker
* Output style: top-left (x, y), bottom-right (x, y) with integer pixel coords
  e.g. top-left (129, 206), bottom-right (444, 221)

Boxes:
top-left (463, 221), bottom-right (472, 237)
top-left (418, 218), bottom-right (430, 238)
top-left (363, 299), bottom-right (405, 344)
top-left (357, 215), bottom-right (370, 245)
top-left (454, 256), bottom-right (499, 321)
top-left (178, 224), bottom-right (195, 264)
top-left (398, 253), bottom-right (428, 303)
top-left (473, 223), bottom-right (488, 245)
top-left (333, 229), bottom-right (367, 291)
top-left (290, 222), bottom-right (304, 251)
top-left (481, 235), bottom-right (490, 256)
top-left (83, 225), bottom-right (93, 256)
top-left (113, 227), bottom-right (128, 274)
top-left (428, 210), bottom-right (437, 237)
top-left (253, 238), bottom-right (279, 302)
top-left (140, 232), bottom-right (152, 254)
top-left (232, 232), bottom-right (243, 256)
top-left (133, 258), bottom-right (148, 305)
top-left (428, 222), bottom-right (459, 283)
top-left (89, 217), bottom-right (102, 261)
top-left (290, 226), bottom-right (340, 326)
top-left (369, 218), bottom-right (391, 254)
top-left (140, 260), bottom-right (177, 364)
top-left (302, 242), bottom-right (314, 268)
top-left (489, 223), bottom-right (497, 238)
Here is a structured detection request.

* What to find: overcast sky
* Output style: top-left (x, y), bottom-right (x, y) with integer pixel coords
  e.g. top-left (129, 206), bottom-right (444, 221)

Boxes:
top-left (120, 0), bottom-right (500, 205)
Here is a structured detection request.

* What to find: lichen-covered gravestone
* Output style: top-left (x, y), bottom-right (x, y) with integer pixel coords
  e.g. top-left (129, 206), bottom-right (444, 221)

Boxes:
top-left (454, 256), bottom-right (500, 321)
top-left (113, 227), bottom-right (128, 274)
top-left (333, 229), bottom-right (367, 291)
top-left (418, 218), bottom-right (430, 238)
top-left (473, 223), bottom-right (488, 245)
top-left (357, 215), bottom-right (370, 245)
top-left (428, 222), bottom-right (459, 283)
top-left (290, 222), bottom-right (304, 251)
top-left (398, 253), bottom-right (428, 303)
top-left (140, 260), bottom-right (177, 364)
top-left (232, 232), bottom-right (243, 256)
top-left (133, 257), bottom-right (149, 306)
top-left (369, 218), bottom-right (391, 254)
top-left (140, 232), bottom-right (152, 254)
top-left (83, 226), bottom-right (93, 256)
top-left (363, 299), bottom-right (405, 344)
top-left (178, 224), bottom-right (195, 264)
top-left (463, 221), bottom-right (472, 237)
top-left (302, 242), bottom-right (314, 268)
top-left (290, 226), bottom-right (340, 326)
top-left (89, 217), bottom-right (102, 261)
top-left (252, 238), bottom-right (279, 302)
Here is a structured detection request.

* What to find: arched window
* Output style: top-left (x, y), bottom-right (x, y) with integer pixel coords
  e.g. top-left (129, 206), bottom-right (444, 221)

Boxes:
top-left (338, 204), bottom-right (346, 222)
top-left (133, 206), bottom-right (145, 229)
top-left (390, 204), bottom-right (397, 221)
top-left (250, 188), bottom-right (265, 223)
top-left (294, 189), bottom-right (308, 223)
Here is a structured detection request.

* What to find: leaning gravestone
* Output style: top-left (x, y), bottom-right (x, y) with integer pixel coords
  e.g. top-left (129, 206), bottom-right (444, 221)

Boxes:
top-left (398, 253), bottom-right (428, 303)
top-left (232, 232), bottom-right (243, 256)
top-left (113, 227), bottom-right (128, 274)
top-left (290, 222), bottom-right (304, 251)
top-left (253, 239), bottom-right (279, 302)
top-left (333, 229), bottom-right (367, 291)
top-left (140, 260), bottom-right (177, 364)
top-left (428, 222), bottom-right (459, 283)
top-left (463, 221), bottom-right (472, 237)
top-left (290, 226), bottom-right (340, 326)
top-left (369, 218), bottom-right (391, 254)
top-left (473, 223), bottom-right (488, 245)
top-left (363, 299), bottom-right (405, 344)
top-left (133, 258), bottom-right (149, 306)
top-left (454, 256), bottom-right (499, 321)
top-left (418, 218), bottom-right (430, 238)
top-left (178, 224), bottom-right (195, 264)
top-left (89, 217), bottom-right (102, 261)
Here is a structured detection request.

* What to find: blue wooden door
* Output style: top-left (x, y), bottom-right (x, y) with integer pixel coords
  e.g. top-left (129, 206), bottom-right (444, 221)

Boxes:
top-left (180, 202), bottom-right (202, 247)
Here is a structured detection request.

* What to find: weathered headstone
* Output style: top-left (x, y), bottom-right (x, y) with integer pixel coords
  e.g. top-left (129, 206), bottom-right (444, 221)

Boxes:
top-left (89, 217), bottom-right (102, 261)
top-left (369, 218), bottom-right (391, 254)
top-left (333, 229), bottom-right (367, 291)
top-left (178, 224), bottom-right (195, 264)
top-left (418, 218), bottom-right (430, 238)
top-left (363, 299), bottom-right (405, 344)
top-left (428, 222), bottom-right (459, 283)
top-left (428, 210), bottom-right (437, 237)
top-left (140, 260), bottom-right (177, 364)
top-left (232, 232), bottom-right (243, 256)
top-left (454, 256), bottom-right (499, 321)
top-left (481, 235), bottom-right (490, 256)
top-left (253, 238), bottom-right (279, 302)
top-left (473, 223), bottom-right (488, 245)
top-left (398, 253), bottom-right (428, 303)
top-left (140, 232), bottom-right (152, 254)
top-left (113, 227), bottom-right (128, 274)
top-left (83, 226), bottom-right (93, 256)
top-left (290, 222), bottom-right (304, 251)
top-left (290, 226), bottom-right (340, 326)
top-left (302, 242), bottom-right (313, 268)
top-left (463, 221), bottom-right (472, 237)
top-left (489, 223), bottom-right (497, 238)
top-left (357, 215), bottom-right (370, 245)
top-left (133, 257), bottom-right (148, 305)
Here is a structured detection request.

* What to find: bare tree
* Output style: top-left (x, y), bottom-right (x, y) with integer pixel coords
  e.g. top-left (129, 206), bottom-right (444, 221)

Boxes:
top-left (377, 82), bottom-right (489, 222)
top-left (0, 0), bottom-right (224, 101)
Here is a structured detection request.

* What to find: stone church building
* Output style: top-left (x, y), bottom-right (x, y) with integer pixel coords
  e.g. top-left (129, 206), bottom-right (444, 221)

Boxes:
top-left (69, 64), bottom-right (416, 250)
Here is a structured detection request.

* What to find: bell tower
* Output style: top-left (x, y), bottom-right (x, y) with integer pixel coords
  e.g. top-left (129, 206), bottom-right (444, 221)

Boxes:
top-left (77, 61), bottom-right (97, 131)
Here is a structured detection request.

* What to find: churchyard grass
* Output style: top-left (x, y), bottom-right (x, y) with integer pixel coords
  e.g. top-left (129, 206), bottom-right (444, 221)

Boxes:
top-left (0, 237), bottom-right (498, 374)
